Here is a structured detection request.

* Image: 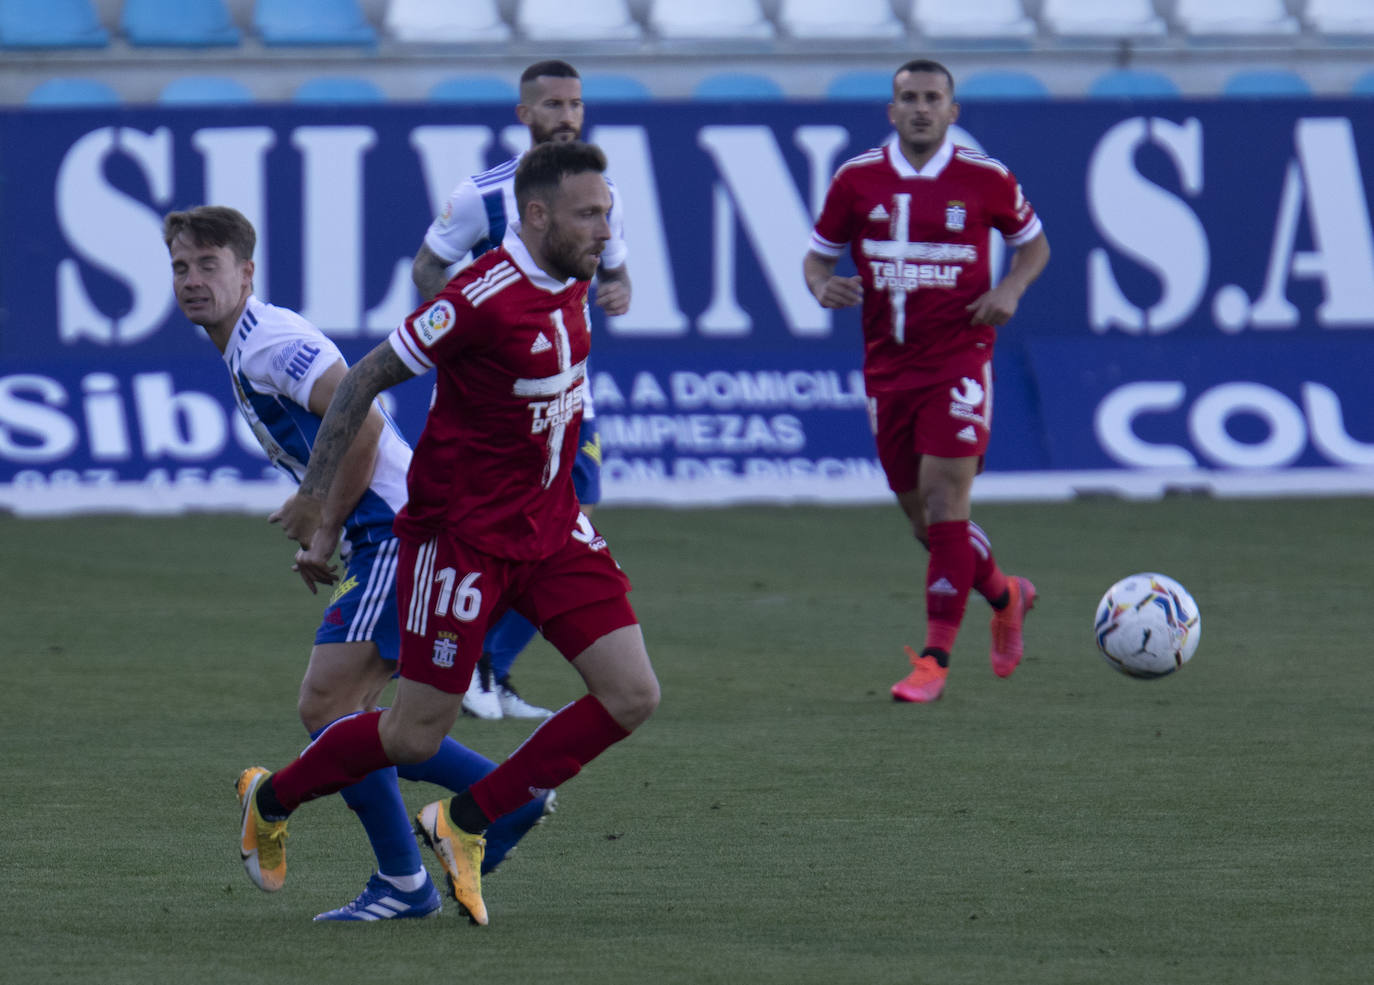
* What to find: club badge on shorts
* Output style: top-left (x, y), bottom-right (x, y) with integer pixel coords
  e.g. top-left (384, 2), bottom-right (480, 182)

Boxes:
top-left (432, 633), bottom-right (458, 668)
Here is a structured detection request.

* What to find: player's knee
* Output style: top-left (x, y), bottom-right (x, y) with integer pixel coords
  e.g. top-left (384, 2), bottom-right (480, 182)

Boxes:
top-left (378, 719), bottom-right (444, 764)
top-left (603, 669), bottom-right (660, 732)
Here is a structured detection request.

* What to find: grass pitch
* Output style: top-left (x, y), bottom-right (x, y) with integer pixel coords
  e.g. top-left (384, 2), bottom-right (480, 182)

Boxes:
top-left (1, 498), bottom-right (1370, 985)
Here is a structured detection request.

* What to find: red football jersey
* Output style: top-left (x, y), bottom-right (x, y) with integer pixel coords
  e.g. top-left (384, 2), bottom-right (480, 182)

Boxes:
top-left (388, 233), bottom-right (591, 560)
top-left (810, 137), bottom-right (1042, 393)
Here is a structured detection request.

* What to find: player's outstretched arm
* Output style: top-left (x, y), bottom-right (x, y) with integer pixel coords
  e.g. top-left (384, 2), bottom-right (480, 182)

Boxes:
top-left (272, 342), bottom-right (415, 545)
top-left (803, 250), bottom-right (863, 309)
top-left (412, 242), bottom-right (456, 302)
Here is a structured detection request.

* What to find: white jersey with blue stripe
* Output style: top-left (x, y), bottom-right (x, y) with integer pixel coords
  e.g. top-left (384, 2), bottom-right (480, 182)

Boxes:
top-left (423, 151), bottom-right (628, 273)
top-left (223, 295), bottom-right (411, 552)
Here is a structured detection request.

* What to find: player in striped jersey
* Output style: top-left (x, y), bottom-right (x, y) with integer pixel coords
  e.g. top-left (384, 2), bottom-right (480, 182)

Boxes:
top-left (247, 142), bottom-right (659, 927)
top-left (804, 60), bottom-right (1051, 703)
top-left (413, 59), bottom-right (631, 722)
top-left (165, 206), bottom-right (553, 921)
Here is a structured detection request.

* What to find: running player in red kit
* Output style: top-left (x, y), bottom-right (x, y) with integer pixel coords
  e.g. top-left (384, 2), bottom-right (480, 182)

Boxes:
top-left (804, 59), bottom-right (1051, 703)
top-left (240, 141), bottom-right (660, 925)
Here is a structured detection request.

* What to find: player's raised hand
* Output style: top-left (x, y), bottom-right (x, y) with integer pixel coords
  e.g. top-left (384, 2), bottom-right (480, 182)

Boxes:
top-left (270, 492), bottom-right (324, 548)
top-left (816, 274), bottom-right (863, 309)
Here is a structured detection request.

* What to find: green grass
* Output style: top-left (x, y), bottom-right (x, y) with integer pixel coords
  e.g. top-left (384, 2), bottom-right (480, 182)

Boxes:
top-left (2, 499), bottom-right (1371, 985)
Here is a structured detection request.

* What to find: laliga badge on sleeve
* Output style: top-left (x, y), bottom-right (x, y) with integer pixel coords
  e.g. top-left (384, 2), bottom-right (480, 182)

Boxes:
top-left (416, 300), bottom-right (456, 347)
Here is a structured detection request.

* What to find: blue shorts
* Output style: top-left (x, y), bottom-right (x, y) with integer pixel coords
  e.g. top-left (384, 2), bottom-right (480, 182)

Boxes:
top-left (315, 537), bottom-right (402, 662)
top-left (573, 417), bottom-right (602, 506)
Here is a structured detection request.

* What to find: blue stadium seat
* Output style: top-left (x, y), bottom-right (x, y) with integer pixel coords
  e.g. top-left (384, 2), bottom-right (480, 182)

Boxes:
top-left (825, 70), bottom-right (892, 101)
top-left (253, 0), bottom-right (376, 45)
top-left (1352, 71), bottom-right (1374, 96)
top-left (579, 74), bottom-right (653, 102)
top-left (159, 76), bottom-right (254, 104)
top-left (121, 0), bottom-right (240, 46)
top-left (0, 0), bottom-right (108, 48)
top-left (1088, 69), bottom-right (1181, 100)
top-left (957, 71), bottom-right (1049, 100)
top-left (27, 77), bottom-right (122, 106)
top-left (1222, 69), bottom-right (1311, 98)
top-left (428, 76), bottom-right (518, 103)
top-left (294, 77), bottom-right (386, 103)
top-left (693, 73), bottom-right (785, 101)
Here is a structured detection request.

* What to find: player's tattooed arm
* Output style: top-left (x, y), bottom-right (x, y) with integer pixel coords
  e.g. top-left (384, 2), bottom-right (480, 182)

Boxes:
top-left (272, 342), bottom-right (414, 546)
top-left (301, 343), bottom-right (413, 499)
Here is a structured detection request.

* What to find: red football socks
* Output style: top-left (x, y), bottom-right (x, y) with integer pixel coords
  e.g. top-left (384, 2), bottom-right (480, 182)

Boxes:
top-left (469, 694), bottom-right (629, 823)
top-left (924, 520), bottom-right (975, 654)
top-left (270, 710), bottom-right (392, 812)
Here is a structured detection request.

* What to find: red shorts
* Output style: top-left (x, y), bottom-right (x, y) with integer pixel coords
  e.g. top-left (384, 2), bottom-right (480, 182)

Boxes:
top-left (870, 359), bottom-right (993, 494)
top-left (394, 513), bottom-right (635, 694)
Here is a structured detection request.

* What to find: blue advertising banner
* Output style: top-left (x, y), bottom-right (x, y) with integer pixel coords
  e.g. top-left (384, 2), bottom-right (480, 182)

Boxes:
top-left (2, 100), bottom-right (1373, 514)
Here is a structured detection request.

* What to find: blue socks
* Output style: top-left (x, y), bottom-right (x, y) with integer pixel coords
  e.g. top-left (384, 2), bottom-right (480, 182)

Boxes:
top-left (483, 609), bottom-right (540, 680)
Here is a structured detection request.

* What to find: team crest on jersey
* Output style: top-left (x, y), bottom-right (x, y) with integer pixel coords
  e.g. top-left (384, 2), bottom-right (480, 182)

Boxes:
top-left (415, 300), bottom-right (456, 347)
top-left (945, 202), bottom-right (967, 232)
top-left (432, 632), bottom-right (458, 669)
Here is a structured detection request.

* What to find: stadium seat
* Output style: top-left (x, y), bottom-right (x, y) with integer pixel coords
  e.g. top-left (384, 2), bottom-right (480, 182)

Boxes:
top-left (579, 74), bottom-right (653, 102)
top-left (649, 0), bottom-right (775, 40)
top-left (26, 77), bottom-right (121, 106)
top-left (1174, 0), bottom-right (1298, 37)
top-left (0, 0), bottom-right (108, 47)
top-left (693, 73), bottom-right (785, 101)
top-left (1353, 71), bottom-right (1374, 96)
top-left (428, 76), bottom-right (518, 103)
top-left (253, 0), bottom-right (377, 45)
top-left (1222, 69), bottom-right (1311, 98)
top-left (778, 0), bottom-right (904, 40)
top-left (1087, 68), bottom-right (1180, 99)
top-left (121, 0), bottom-right (240, 46)
top-left (826, 70), bottom-right (893, 101)
top-left (1303, 0), bottom-right (1374, 38)
top-left (516, 0), bottom-right (640, 41)
top-left (1040, 0), bottom-right (1166, 39)
top-left (909, 0), bottom-right (1035, 40)
top-left (957, 70), bottom-right (1049, 100)
top-left (158, 76), bottom-right (255, 104)
top-left (294, 77), bottom-right (386, 103)
top-left (386, 0), bottom-right (509, 42)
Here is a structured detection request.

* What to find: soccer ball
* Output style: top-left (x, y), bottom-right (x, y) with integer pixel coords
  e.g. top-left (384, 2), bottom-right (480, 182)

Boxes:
top-left (1093, 573), bottom-right (1201, 679)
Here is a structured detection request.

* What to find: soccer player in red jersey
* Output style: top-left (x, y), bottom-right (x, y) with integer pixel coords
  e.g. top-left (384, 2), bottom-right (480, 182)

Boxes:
top-left (239, 141), bottom-right (660, 925)
top-left (804, 59), bottom-right (1051, 703)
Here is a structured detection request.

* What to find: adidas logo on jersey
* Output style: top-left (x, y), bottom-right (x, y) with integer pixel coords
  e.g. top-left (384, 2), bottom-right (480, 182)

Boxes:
top-left (530, 333), bottom-right (552, 354)
top-left (868, 204), bottom-right (890, 222)
top-left (929, 577), bottom-right (958, 596)
top-left (956, 425), bottom-right (978, 444)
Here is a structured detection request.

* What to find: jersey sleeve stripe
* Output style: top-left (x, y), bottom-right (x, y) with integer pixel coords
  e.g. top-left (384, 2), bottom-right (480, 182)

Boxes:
top-left (388, 328), bottom-right (434, 374)
top-left (808, 232), bottom-right (846, 258)
top-left (1004, 215), bottom-right (1043, 248)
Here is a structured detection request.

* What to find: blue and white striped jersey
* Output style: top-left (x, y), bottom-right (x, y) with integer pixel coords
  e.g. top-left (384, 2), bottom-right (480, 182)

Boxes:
top-left (223, 295), bottom-right (411, 552)
top-left (423, 151), bottom-right (628, 272)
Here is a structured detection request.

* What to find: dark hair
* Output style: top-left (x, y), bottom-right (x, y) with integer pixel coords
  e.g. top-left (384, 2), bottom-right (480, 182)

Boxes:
top-left (520, 60), bottom-right (580, 86)
top-left (514, 140), bottom-right (607, 217)
top-left (894, 59), bottom-right (956, 98)
top-left (162, 205), bottom-right (256, 262)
